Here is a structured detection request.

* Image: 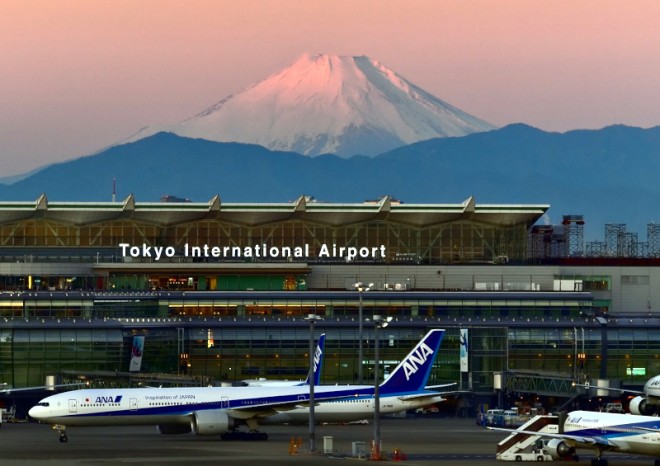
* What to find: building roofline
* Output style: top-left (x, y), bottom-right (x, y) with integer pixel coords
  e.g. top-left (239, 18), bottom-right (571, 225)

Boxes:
top-left (0, 195), bottom-right (549, 228)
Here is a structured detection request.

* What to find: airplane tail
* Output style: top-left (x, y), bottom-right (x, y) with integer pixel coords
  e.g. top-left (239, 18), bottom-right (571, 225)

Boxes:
top-left (379, 329), bottom-right (445, 395)
top-left (303, 333), bottom-right (325, 385)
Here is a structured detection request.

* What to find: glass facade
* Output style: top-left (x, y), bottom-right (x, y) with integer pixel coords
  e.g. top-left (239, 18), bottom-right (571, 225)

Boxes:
top-left (606, 328), bottom-right (660, 382)
top-left (2, 328), bottom-right (125, 387)
top-left (0, 289), bottom-right (598, 393)
top-left (7, 320), bottom-right (658, 395)
top-left (1, 324), bottom-right (467, 389)
top-left (0, 292), bottom-right (657, 400)
top-left (508, 327), bottom-right (594, 375)
top-left (506, 326), bottom-right (660, 386)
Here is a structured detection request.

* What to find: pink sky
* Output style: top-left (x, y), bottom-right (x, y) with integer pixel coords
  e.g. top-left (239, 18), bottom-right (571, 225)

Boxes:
top-left (2, 0), bottom-right (660, 176)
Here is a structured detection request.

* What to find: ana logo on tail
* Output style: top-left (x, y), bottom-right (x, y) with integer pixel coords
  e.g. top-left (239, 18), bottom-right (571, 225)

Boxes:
top-left (313, 342), bottom-right (323, 373)
top-left (403, 342), bottom-right (434, 381)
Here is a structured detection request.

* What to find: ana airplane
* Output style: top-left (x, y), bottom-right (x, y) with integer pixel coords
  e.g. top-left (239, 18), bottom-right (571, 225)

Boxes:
top-left (259, 329), bottom-right (450, 425)
top-left (577, 375), bottom-right (660, 416)
top-left (630, 375), bottom-right (660, 415)
top-left (29, 329), bottom-right (446, 442)
top-left (489, 410), bottom-right (660, 466)
top-left (241, 333), bottom-right (325, 387)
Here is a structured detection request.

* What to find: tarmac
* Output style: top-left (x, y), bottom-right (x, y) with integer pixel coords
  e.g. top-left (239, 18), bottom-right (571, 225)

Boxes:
top-left (0, 415), bottom-right (654, 465)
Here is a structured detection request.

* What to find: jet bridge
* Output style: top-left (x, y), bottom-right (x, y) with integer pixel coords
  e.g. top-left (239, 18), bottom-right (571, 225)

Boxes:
top-left (504, 371), bottom-right (577, 397)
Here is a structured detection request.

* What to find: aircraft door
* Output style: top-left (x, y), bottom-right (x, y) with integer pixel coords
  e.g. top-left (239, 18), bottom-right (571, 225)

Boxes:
top-left (68, 399), bottom-right (77, 413)
top-left (130, 398), bottom-right (138, 411)
top-left (221, 397), bottom-right (229, 409)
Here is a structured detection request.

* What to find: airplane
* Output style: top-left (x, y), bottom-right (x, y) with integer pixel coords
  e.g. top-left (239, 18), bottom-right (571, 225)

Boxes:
top-left (241, 333), bottom-right (325, 387)
top-left (489, 410), bottom-right (660, 466)
top-left (242, 333), bottom-right (459, 410)
top-left (257, 329), bottom-right (451, 425)
top-left (576, 375), bottom-right (660, 416)
top-left (29, 329), bottom-right (447, 442)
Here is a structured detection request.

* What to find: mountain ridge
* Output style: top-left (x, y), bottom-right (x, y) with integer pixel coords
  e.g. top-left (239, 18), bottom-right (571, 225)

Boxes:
top-left (1, 124), bottom-right (659, 241)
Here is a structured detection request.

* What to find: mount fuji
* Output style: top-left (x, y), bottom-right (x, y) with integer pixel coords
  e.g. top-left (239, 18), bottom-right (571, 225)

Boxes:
top-left (125, 53), bottom-right (496, 156)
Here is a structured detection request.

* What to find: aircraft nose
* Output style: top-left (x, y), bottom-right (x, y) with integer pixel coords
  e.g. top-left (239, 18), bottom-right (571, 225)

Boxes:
top-left (28, 406), bottom-right (39, 419)
top-left (28, 405), bottom-right (44, 420)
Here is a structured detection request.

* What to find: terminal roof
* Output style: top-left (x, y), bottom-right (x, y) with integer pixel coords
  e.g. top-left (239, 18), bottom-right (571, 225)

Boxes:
top-left (0, 195), bottom-right (549, 228)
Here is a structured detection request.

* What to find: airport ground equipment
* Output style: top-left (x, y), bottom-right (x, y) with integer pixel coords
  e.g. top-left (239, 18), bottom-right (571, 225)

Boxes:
top-left (495, 414), bottom-right (577, 462)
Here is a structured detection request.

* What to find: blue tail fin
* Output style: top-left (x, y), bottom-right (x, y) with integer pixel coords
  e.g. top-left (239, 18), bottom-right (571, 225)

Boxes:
top-left (303, 333), bottom-right (325, 385)
top-left (379, 329), bottom-right (445, 395)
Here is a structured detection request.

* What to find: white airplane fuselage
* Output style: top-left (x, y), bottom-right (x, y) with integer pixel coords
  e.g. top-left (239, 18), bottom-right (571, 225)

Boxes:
top-left (30, 385), bottom-right (445, 427)
top-left (28, 385), bottom-right (366, 427)
top-left (564, 410), bottom-right (660, 455)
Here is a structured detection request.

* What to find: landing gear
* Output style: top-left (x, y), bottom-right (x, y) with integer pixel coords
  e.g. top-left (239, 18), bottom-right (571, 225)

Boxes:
top-left (52, 424), bottom-right (68, 443)
top-left (249, 430), bottom-right (268, 441)
top-left (218, 418), bottom-right (267, 440)
top-left (590, 455), bottom-right (608, 466)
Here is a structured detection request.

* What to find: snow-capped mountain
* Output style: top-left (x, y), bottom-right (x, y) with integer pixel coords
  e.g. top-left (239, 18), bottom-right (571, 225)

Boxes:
top-left (125, 53), bottom-right (496, 156)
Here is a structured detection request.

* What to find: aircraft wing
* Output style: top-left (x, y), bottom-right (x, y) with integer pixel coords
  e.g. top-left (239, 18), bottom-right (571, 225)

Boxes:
top-left (272, 392), bottom-right (363, 411)
top-left (487, 426), bottom-right (614, 447)
top-left (227, 391), bottom-right (360, 419)
top-left (227, 406), bottom-right (279, 419)
top-left (397, 392), bottom-right (446, 402)
top-left (425, 382), bottom-right (457, 390)
top-left (635, 426), bottom-right (660, 433)
top-left (573, 383), bottom-right (643, 395)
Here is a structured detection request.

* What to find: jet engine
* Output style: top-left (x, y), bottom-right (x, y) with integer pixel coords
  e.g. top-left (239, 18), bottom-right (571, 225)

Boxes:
top-left (157, 424), bottom-right (193, 435)
top-left (545, 438), bottom-right (576, 460)
top-left (190, 409), bottom-right (236, 435)
top-left (629, 396), bottom-right (655, 415)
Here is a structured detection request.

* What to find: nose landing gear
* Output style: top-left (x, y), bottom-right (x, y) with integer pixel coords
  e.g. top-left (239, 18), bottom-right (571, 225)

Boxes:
top-left (52, 424), bottom-right (68, 443)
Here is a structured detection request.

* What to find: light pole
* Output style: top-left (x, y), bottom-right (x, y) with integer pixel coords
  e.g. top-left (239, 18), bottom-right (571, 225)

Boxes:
top-left (354, 281), bottom-right (373, 384)
top-left (304, 313), bottom-right (322, 453)
top-left (371, 314), bottom-right (392, 461)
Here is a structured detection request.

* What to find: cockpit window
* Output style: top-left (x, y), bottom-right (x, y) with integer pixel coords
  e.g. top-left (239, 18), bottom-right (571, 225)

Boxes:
top-left (36, 402), bottom-right (50, 407)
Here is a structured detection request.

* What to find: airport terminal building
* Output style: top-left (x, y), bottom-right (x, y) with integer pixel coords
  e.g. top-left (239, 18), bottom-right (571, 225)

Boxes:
top-left (2, 194), bottom-right (660, 412)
